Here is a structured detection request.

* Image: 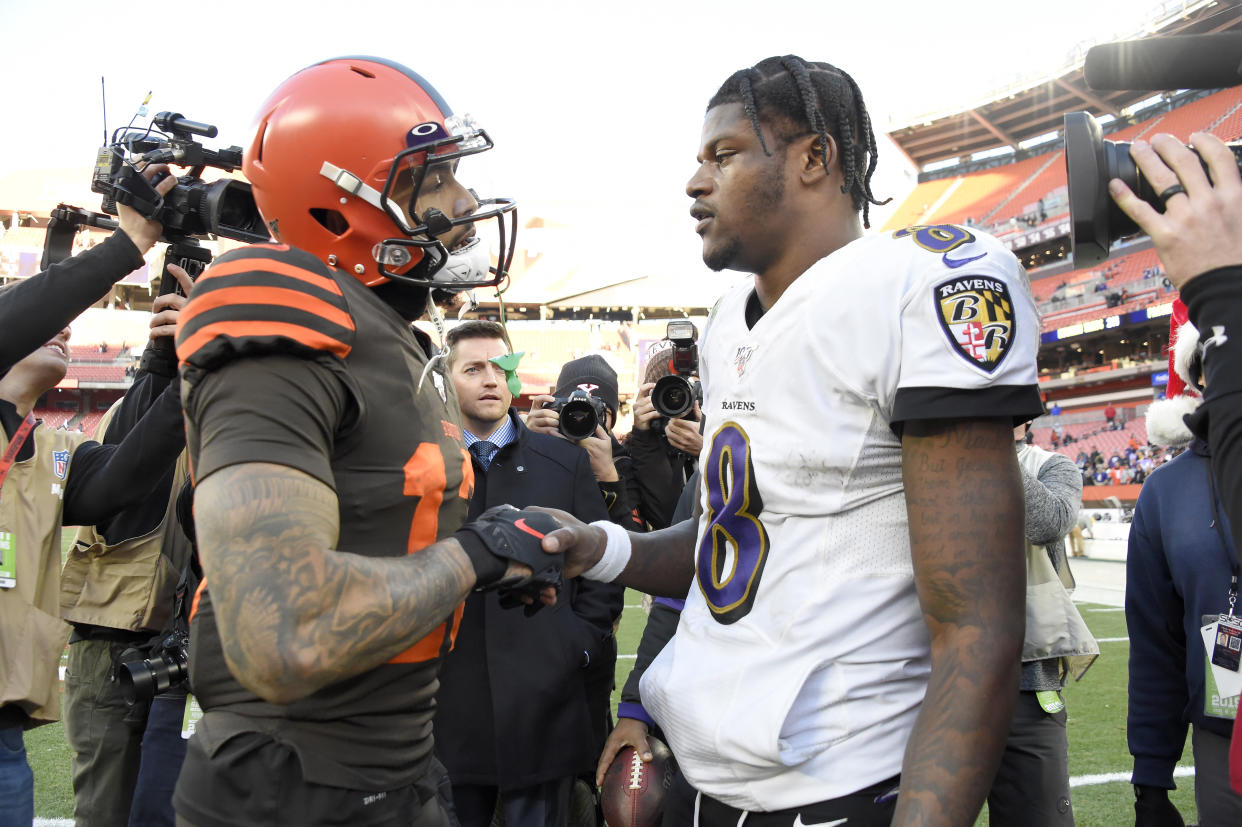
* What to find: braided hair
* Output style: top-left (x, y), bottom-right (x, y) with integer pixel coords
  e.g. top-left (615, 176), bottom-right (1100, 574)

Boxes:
top-left (708, 55), bottom-right (889, 228)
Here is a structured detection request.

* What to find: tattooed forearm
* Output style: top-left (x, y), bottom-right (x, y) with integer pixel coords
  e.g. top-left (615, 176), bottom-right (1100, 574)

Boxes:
top-left (893, 418), bottom-right (1025, 826)
top-left (624, 518), bottom-right (699, 597)
top-left (194, 463), bottom-right (475, 704)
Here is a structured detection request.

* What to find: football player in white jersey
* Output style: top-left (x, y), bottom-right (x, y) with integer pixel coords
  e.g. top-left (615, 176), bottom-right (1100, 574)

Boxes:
top-left (538, 55), bottom-right (1043, 827)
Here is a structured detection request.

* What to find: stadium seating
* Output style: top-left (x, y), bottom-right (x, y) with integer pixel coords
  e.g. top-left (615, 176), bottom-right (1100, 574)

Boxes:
top-left (65, 364), bottom-right (127, 383)
top-left (33, 408), bottom-right (76, 430)
top-left (78, 411), bottom-right (105, 437)
top-left (69, 344), bottom-right (127, 363)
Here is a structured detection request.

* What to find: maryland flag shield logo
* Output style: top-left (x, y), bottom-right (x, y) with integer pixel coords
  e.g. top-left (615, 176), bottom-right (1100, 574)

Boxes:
top-left (934, 276), bottom-right (1016, 373)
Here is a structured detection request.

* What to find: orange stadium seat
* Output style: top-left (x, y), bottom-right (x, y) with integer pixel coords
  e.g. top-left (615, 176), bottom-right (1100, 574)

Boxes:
top-left (935, 154), bottom-right (1049, 226)
top-left (34, 409), bottom-right (76, 430)
top-left (880, 177), bottom-right (958, 231)
top-left (1143, 88), bottom-right (1242, 142)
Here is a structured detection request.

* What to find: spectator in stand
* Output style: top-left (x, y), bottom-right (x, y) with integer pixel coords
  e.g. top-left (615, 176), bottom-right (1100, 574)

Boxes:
top-left (1105, 403), bottom-right (1118, 427)
top-left (1049, 402), bottom-right (1062, 417)
top-left (1093, 467), bottom-right (1110, 486)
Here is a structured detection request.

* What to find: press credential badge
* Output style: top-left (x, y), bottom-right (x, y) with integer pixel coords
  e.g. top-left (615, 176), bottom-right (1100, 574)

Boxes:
top-left (0, 531), bottom-right (15, 588)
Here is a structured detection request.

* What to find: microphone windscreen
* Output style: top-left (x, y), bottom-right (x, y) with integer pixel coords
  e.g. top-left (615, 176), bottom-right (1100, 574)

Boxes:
top-left (1084, 33), bottom-right (1242, 91)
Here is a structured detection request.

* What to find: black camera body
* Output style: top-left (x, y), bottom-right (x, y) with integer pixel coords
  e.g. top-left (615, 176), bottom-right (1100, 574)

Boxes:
top-left (652, 320), bottom-right (701, 423)
top-left (543, 390), bottom-right (610, 441)
top-left (91, 111), bottom-right (268, 246)
top-left (1064, 111), bottom-right (1242, 266)
top-left (119, 631), bottom-right (189, 705)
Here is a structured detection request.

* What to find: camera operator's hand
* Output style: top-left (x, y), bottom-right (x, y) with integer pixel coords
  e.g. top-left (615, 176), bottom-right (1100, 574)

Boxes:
top-left (632, 382), bottom-right (660, 432)
top-left (1110, 132), bottom-right (1242, 290)
top-left (582, 424), bottom-right (620, 483)
top-left (525, 394), bottom-right (561, 438)
top-left (665, 402), bottom-right (703, 456)
top-left (147, 265), bottom-right (194, 340)
top-left (117, 164), bottom-right (178, 255)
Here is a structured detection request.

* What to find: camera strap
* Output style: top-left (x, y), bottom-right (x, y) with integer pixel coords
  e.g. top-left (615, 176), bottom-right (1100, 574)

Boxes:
top-left (0, 413), bottom-right (37, 495)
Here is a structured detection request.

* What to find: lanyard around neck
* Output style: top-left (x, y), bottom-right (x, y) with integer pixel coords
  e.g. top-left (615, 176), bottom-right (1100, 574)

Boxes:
top-left (0, 413), bottom-right (36, 494)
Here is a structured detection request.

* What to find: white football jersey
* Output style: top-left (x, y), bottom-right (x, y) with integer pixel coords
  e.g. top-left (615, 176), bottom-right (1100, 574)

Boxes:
top-left (640, 224), bottom-right (1043, 811)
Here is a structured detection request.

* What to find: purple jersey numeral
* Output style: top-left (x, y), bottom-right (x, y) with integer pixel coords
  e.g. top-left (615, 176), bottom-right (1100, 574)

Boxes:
top-left (696, 422), bottom-right (770, 624)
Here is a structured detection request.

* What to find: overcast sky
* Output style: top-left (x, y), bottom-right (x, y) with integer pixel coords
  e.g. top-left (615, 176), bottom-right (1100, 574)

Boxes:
top-left (0, 0), bottom-right (1166, 227)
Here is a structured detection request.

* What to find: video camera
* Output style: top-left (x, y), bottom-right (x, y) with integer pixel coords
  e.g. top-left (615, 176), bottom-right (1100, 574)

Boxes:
top-left (1065, 112), bottom-right (1242, 267)
top-left (651, 320), bottom-right (701, 431)
top-left (1064, 32), bottom-right (1242, 266)
top-left (42, 110), bottom-right (269, 301)
top-left (92, 111), bottom-right (267, 246)
top-left (543, 390), bottom-right (611, 441)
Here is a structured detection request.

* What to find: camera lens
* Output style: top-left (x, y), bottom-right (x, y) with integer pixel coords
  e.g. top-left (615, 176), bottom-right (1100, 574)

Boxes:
top-left (1066, 110), bottom-right (1242, 266)
top-left (119, 649), bottom-right (189, 706)
top-left (653, 375), bottom-right (694, 419)
top-left (558, 399), bottom-right (599, 441)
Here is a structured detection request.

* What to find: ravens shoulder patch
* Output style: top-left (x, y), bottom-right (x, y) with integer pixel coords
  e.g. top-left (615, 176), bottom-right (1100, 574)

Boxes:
top-left (933, 275), bottom-right (1016, 373)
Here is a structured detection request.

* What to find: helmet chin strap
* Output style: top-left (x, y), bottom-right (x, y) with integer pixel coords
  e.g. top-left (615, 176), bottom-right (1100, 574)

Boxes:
top-left (416, 292), bottom-right (450, 395)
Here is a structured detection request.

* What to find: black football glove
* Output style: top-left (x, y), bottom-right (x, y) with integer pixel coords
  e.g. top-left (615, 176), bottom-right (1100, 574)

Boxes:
top-left (1133, 785), bottom-right (1184, 827)
top-left (454, 505), bottom-right (563, 613)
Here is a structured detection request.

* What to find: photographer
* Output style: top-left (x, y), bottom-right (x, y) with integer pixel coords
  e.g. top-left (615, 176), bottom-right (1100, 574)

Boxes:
top-left (1109, 129), bottom-right (1242, 796)
top-left (0, 166), bottom-right (176, 371)
top-left (628, 341), bottom-right (702, 531)
top-left (0, 280), bottom-right (188, 826)
top-left (527, 355), bottom-right (644, 534)
top-left (60, 267), bottom-right (196, 827)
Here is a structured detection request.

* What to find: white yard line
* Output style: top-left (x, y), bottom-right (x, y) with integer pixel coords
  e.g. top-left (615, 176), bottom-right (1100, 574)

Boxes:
top-left (1070, 766), bottom-right (1194, 787)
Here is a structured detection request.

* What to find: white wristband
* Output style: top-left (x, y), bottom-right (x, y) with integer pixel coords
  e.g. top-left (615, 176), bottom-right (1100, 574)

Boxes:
top-left (583, 520), bottom-right (632, 582)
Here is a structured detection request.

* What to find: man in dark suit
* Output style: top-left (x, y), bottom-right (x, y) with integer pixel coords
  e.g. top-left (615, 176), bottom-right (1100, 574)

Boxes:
top-left (434, 321), bottom-right (624, 827)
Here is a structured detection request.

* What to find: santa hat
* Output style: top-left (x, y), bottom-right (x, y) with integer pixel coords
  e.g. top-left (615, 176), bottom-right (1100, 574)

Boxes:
top-left (1145, 298), bottom-right (1203, 449)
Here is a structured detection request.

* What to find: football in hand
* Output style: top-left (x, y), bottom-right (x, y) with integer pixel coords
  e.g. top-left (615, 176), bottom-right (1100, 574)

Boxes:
top-left (600, 735), bottom-right (677, 827)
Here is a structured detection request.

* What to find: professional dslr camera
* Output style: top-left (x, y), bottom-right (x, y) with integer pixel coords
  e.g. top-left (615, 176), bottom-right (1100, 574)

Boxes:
top-left (651, 320), bottom-right (701, 434)
top-left (118, 630), bottom-right (189, 705)
top-left (1064, 111), bottom-right (1242, 267)
top-left (543, 390), bottom-right (611, 441)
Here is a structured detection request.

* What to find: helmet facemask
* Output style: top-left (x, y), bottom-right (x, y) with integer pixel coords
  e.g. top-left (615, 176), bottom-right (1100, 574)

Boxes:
top-left (368, 115), bottom-right (517, 292)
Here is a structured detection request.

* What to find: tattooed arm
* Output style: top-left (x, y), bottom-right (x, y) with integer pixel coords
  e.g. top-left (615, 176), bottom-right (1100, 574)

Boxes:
top-left (194, 461), bottom-right (519, 704)
top-left (892, 417), bottom-right (1026, 826)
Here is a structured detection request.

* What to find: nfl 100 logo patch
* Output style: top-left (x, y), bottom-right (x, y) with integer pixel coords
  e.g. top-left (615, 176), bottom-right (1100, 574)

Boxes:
top-left (52, 449), bottom-right (69, 479)
top-left (933, 276), bottom-right (1016, 373)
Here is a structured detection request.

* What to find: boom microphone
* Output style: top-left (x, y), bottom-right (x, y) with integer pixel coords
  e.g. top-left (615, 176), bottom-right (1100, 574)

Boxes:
top-left (1084, 32), bottom-right (1242, 91)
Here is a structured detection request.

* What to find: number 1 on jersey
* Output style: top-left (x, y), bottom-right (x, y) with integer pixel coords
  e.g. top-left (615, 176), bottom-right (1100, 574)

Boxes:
top-left (696, 422), bottom-right (770, 624)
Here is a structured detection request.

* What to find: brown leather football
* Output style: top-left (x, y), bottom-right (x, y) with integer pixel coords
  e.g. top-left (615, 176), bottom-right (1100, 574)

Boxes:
top-left (600, 735), bottom-right (677, 827)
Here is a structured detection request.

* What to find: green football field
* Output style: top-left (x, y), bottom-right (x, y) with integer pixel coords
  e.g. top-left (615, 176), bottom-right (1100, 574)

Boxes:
top-left (29, 588), bottom-right (1198, 825)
